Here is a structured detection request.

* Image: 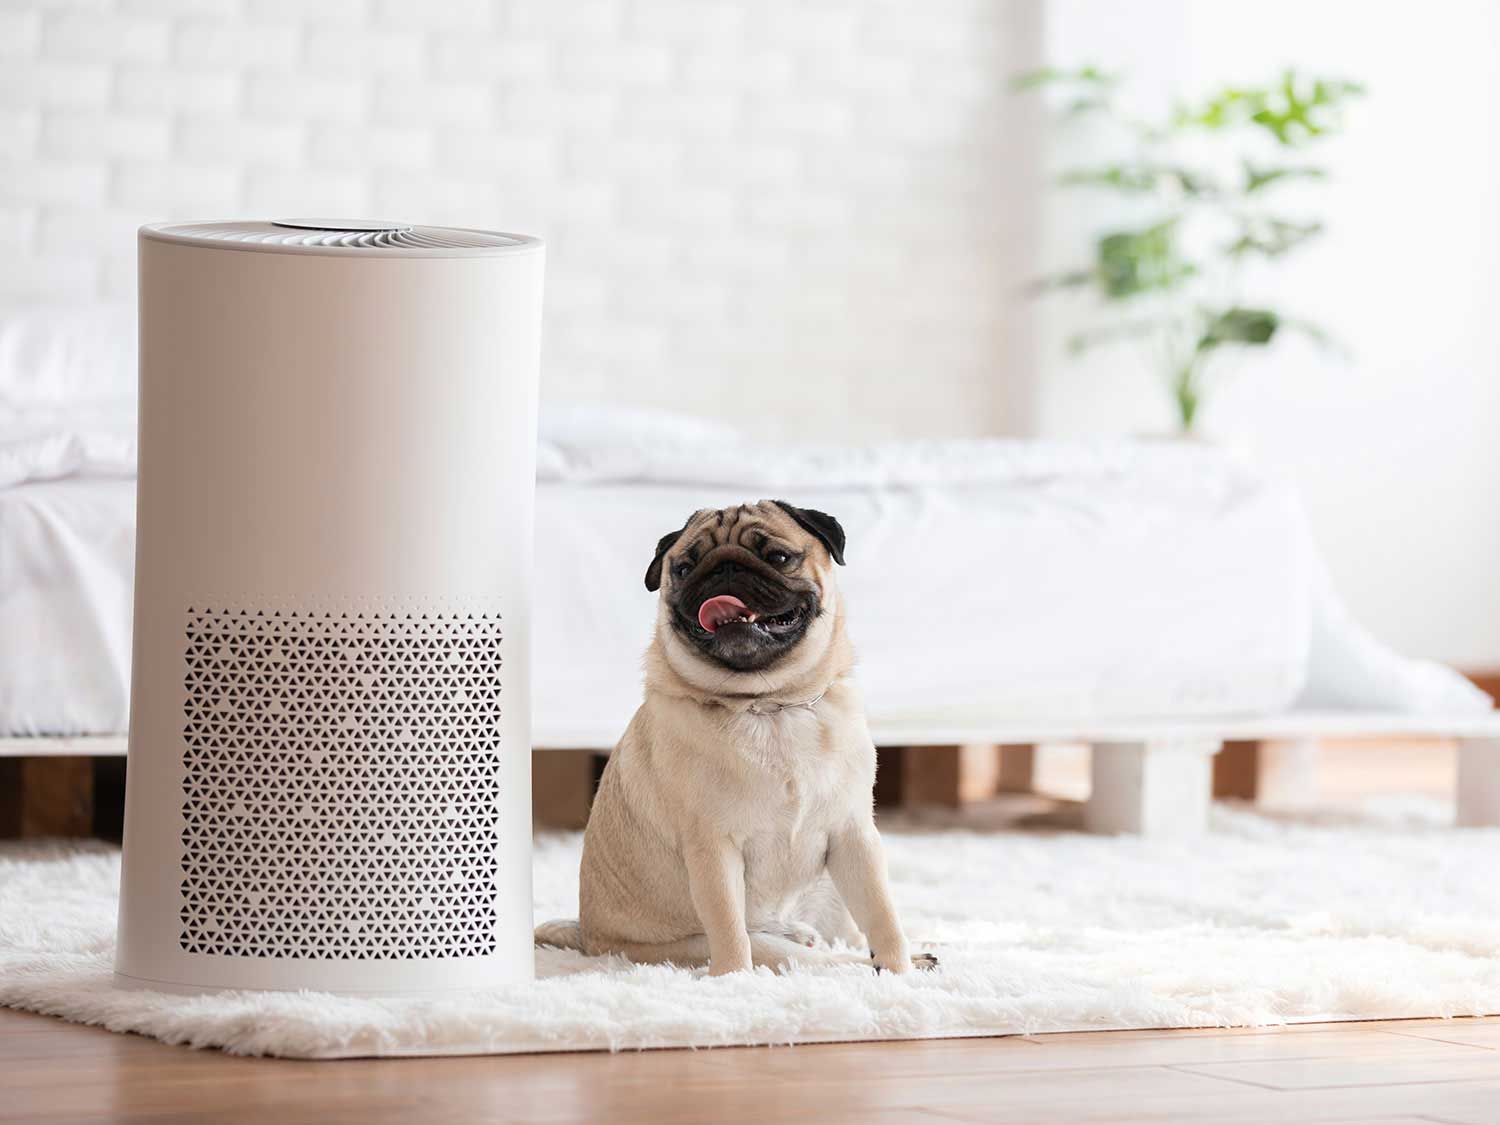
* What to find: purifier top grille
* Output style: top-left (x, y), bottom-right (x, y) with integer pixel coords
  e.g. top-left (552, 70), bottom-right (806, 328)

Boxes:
top-left (142, 219), bottom-right (542, 258)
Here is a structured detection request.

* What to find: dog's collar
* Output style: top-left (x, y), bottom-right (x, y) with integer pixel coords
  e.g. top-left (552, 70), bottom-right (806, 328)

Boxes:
top-left (746, 688), bottom-right (827, 715)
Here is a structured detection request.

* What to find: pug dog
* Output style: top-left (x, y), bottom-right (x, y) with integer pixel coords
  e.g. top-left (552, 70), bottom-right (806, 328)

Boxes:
top-left (535, 500), bottom-right (935, 976)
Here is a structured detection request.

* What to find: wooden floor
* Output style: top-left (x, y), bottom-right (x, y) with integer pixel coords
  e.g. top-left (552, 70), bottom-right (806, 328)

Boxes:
top-left (5, 1007), bottom-right (1500, 1124)
top-left (4, 739), bottom-right (1495, 1125)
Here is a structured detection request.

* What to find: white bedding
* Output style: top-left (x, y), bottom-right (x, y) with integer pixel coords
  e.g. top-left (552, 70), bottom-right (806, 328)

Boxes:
top-left (0, 306), bottom-right (136, 490)
top-left (0, 311), bottom-right (1488, 739)
top-left (0, 460), bottom-right (1309, 740)
top-left (0, 478), bottom-right (135, 736)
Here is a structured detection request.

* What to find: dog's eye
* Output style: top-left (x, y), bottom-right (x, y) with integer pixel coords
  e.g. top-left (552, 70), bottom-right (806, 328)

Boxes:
top-left (671, 561), bottom-right (692, 579)
top-left (766, 550), bottom-right (791, 566)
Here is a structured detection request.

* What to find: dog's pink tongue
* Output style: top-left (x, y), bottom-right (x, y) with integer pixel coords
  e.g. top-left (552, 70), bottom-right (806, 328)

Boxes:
top-left (698, 595), bottom-right (752, 633)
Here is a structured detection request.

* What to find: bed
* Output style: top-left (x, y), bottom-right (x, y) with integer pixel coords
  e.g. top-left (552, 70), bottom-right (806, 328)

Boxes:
top-left (3, 308), bottom-right (1498, 835)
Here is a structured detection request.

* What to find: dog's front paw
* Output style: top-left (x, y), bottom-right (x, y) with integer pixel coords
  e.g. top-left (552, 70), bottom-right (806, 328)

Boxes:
top-left (870, 949), bottom-right (939, 974)
top-left (708, 957), bottom-right (752, 977)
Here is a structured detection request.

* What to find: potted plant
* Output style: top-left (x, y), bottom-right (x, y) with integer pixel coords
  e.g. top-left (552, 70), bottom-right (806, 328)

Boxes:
top-left (1014, 67), bottom-right (1362, 433)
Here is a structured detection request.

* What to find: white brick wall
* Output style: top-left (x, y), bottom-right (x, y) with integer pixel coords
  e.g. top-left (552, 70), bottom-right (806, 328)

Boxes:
top-left (0, 0), bottom-right (1043, 438)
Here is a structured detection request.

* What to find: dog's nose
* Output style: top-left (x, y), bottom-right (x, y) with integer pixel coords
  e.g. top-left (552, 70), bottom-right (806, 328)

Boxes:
top-left (710, 560), bottom-right (742, 579)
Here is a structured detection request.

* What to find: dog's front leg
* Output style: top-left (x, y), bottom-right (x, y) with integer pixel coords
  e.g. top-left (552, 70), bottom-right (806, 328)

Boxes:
top-left (826, 822), bottom-right (913, 974)
top-left (682, 834), bottom-right (752, 976)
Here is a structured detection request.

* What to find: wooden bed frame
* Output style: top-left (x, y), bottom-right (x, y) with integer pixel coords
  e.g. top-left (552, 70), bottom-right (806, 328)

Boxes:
top-left (5, 710), bottom-right (1500, 839)
top-left (869, 711), bottom-right (1500, 834)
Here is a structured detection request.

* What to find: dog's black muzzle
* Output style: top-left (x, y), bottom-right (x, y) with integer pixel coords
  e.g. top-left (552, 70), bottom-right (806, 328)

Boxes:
top-left (671, 550), bottom-right (819, 671)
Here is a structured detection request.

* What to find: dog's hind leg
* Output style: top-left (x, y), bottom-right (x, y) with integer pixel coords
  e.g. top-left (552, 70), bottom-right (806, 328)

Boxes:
top-left (534, 919), bottom-right (583, 950)
top-left (586, 935), bottom-right (713, 969)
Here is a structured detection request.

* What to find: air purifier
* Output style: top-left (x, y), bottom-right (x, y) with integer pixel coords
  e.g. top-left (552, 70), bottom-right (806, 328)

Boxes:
top-left (115, 219), bottom-right (543, 994)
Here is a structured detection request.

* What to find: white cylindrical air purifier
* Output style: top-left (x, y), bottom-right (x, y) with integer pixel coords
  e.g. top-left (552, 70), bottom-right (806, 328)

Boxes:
top-left (115, 219), bottom-right (543, 994)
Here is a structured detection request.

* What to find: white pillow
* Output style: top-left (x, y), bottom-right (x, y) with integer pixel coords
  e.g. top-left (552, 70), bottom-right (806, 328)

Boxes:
top-left (0, 305), bottom-right (136, 412)
top-left (538, 401), bottom-right (741, 455)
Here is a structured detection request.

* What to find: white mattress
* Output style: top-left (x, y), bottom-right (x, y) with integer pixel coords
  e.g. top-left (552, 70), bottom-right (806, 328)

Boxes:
top-left (0, 477), bottom-right (135, 736)
top-left (0, 335), bottom-right (1489, 741)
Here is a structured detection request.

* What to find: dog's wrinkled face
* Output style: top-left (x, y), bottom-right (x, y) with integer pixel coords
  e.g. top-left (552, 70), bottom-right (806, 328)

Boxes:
top-left (645, 500), bottom-right (846, 673)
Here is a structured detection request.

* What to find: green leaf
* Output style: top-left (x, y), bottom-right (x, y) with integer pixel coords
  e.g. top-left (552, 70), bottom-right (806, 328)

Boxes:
top-left (1197, 308), bottom-right (1279, 350)
top-left (1174, 70), bottom-right (1363, 146)
top-left (1243, 163), bottom-right (1326, 192)
top-left (1058, 164), bottom-right (1216, 196)
top-left (1251, 70), bottom-right (1364, 146)
top-left (1173, 86), bottom-right (1259, 131)
top-left (1096, 220), bottom-right (1197, 299)
top-left (1227, 217), bottom-right (1323, 258)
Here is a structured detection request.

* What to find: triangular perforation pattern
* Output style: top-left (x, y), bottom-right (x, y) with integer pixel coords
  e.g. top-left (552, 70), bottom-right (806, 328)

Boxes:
top-left (178, 608), bottom-right (504, 960)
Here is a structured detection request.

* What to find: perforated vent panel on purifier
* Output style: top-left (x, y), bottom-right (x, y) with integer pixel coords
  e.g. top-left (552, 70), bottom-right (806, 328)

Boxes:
top-left (178, 610), bottom-right (504, 960)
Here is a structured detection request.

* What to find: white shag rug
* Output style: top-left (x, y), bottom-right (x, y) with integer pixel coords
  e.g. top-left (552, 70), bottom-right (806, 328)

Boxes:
top-left (3, 800), bottom-right (1499, 1059)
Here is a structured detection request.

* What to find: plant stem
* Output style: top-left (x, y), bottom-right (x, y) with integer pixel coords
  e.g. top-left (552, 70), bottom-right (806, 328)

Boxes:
top-left (1174, 363), bottom-right (1199, 432)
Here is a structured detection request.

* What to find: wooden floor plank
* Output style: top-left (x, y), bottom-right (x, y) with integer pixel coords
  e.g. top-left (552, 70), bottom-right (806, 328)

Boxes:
top-left (1383, 1018), bottom-right (1500, 1048)
top-left (8, 1008), bottom-right (1500, 1123)
top-left (691, 1027), bottom-right (1494, 1079)
top-left (1175, 1050), bottom-right (1500, 1091)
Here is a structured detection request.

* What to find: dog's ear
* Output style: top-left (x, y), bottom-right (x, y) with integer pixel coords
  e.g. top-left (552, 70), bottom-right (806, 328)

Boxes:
top-left (644, 523), bottom-right (689, 592)
top-left (773, 500), bottom-right (846, 566)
